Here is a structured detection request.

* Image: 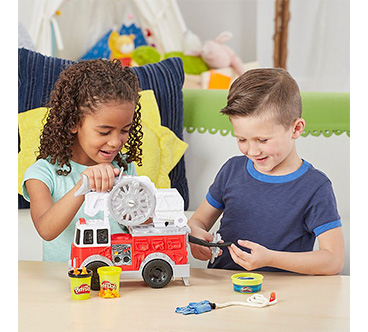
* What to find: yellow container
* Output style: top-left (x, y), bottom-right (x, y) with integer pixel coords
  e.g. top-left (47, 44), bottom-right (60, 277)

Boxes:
top-left (68, 269), bottom-right (93, 300)
top-left (231, 272), bottom-right (264, 293)
top-left (97, 266), bottom-right (122, 295)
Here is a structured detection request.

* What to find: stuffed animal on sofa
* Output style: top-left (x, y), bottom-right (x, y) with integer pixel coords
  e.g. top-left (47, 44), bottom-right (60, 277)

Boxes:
top-left (199, 31), bottom-right (245, 76)
top-left (108, 31), bottom-right (135, 66)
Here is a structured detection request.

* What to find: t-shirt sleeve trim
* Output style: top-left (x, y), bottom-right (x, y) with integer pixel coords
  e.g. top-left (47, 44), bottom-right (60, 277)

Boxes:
top-left (206, 192), bottom-right (225, 210)
top-left (313, 219), bottom-right (342, 236)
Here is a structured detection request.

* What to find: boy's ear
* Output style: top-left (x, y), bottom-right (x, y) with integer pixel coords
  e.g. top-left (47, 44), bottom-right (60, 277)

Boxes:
top-left (292, 118), bottom-right (305, 139)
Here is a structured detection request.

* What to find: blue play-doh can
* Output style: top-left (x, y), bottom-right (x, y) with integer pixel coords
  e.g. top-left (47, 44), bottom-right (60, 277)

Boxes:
top-left (231, 273), bottom-right (264, 293)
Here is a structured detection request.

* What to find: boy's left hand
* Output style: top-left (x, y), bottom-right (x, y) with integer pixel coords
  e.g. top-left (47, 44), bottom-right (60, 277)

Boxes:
top-left (228, 240), bottom-right (272, 271)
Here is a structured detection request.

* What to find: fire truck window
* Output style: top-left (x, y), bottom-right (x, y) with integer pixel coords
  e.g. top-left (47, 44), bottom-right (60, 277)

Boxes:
top-left (83, 230), bottom-right (93, 245)
top-left (97, 229), bottom-right (108, 244)
top-left (75, 229), bottom-right (80, 245)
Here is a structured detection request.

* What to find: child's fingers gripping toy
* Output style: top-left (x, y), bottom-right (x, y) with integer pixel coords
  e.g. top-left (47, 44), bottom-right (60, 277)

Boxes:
top-left (188, 233), bottom-right (232, 263)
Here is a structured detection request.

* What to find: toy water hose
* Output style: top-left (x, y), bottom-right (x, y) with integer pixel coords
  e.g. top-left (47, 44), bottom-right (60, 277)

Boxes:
top-left (97, 266), bottom-right (122, 298)
top-left (188, 235), bottom-right (232, 248)
top-left (231, 272), bottom-right (264, 293)
top-left (68, 267), bottom-right (93, 300)
top-left (188, 234), bottom-right (232, 263)
top-left (175, 292), bottom-right (277, 315)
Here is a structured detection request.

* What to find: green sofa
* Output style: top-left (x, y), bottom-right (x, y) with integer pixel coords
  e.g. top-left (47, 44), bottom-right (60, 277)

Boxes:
top-left (183, 89), bottom-right (350, 137)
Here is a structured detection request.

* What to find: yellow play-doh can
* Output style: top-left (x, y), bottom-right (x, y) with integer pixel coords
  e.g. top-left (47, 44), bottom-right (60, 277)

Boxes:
top-left (68, 269), bottom-right (93, 300)
top-left (231, 272), bottom-right (264, 293)
top-left (97, 266), bottom-right (122, 297)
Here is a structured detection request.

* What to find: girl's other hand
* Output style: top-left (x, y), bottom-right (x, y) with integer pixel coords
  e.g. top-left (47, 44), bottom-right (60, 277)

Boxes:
top-left (82, 163), bottom-right (120, 192)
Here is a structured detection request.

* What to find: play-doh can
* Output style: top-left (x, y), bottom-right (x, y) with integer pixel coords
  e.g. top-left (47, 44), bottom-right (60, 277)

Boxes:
top-left (231, 273), bottom-right (264, 293)
top-left (97, 266), bottom-right (122, 296)
top-left (68, 268), bottom-right (93, 300)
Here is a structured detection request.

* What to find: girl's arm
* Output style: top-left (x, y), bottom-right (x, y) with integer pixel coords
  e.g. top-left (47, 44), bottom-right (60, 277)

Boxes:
top-left (228, 227), bottom-right (345, 275)
top-left (26, 178), bottom-right (84, 241)
top-left (26, 163), bottom-right (120, 241)
top-left (188, 199), bottom-right (223, 261)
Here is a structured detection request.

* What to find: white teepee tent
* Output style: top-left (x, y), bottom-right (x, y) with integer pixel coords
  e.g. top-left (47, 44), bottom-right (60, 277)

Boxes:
top-left (18, 0), bottom-right (64, 56)
top-left (18, 0), bottom-right (199, 59)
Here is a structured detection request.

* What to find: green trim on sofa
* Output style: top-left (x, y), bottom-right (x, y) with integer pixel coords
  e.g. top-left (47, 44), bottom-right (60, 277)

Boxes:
top-left (183, 89), bottom-right (350, 137)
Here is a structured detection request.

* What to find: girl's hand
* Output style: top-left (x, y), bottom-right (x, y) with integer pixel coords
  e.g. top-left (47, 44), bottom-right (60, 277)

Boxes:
top-left (189, 226), bottom-right (217, 261)
top-left (81, 163), bottom-right (120, 192)
top-left (228, 240), bottom-right (272, 271)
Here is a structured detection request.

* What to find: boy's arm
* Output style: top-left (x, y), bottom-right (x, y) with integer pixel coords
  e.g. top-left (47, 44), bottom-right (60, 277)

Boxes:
top-left (188, 199), bottom-right (223, 261)
top-left (229, 227), bottom-right (345, 275)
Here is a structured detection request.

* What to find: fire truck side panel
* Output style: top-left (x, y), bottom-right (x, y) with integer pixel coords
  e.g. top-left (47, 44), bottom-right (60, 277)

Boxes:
top-left (110, 233), bottom-right (188, 271)
top-left (132, 234), bottom-right (188, 269)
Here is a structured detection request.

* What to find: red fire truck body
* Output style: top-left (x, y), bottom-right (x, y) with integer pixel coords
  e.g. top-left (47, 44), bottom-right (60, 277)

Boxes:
top-left (69, 217), bottom-right (190, 289)
top-left (70, 175), bottom-right (191, 289)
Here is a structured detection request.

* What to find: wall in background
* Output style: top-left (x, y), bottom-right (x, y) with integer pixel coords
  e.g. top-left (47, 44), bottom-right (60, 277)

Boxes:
top-left (177, 0), bottom-right (257, 63)
top-left (179, 0), bottom-right (350, 92)
top-left (256, 0), bottom-right (349, 92)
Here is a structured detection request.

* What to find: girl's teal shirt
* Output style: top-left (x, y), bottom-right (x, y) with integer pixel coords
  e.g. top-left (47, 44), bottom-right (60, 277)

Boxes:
top-left (22, 158), bottom-right (137, 262)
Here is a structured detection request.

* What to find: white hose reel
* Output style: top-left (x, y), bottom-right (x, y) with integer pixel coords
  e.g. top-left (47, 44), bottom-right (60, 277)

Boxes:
top-left (108, 176), bottom-right (156, 226)
top-left (76, 174), bottom-right (187, 228)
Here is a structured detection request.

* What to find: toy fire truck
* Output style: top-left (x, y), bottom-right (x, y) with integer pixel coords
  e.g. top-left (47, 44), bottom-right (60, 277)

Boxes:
top-left (69, 174), bottom-right (190, 290)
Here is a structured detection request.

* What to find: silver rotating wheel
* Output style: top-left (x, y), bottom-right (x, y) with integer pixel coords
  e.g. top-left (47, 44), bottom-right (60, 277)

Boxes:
top-left (108, 178), bottom-right (156, 226)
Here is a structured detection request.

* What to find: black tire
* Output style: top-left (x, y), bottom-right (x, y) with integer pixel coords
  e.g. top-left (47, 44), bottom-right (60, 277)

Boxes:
top-left (85, 261), bottom-right (108, 291)
top-left (142, 259), bottom-right (173, 288)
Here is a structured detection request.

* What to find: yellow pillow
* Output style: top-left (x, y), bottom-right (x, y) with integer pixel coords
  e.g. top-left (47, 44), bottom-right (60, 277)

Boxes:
top-left (18, 107), bottom-right (48, 195)
top-left (18, 90), bottom-right (188, 195)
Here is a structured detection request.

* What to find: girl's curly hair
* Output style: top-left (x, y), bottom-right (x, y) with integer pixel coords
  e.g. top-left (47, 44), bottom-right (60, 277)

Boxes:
top-left (37, 59), bottom-right (143, 175)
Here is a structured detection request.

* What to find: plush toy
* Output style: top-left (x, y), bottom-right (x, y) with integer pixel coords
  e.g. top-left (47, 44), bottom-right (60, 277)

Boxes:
top-left (108, 31), bottom-right (135, 66)
top-left (199, 31), bottom-right (245, 76)
top-left (183, 30), bottom-right (202, 56)
top-left (132, 46), bottom-right (209, 75)
top-left (132, 46), bottom-right (161, 66)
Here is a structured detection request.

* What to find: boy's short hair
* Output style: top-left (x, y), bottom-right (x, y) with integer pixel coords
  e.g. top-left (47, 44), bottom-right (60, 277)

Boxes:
top-left (221, 68), bottom-right (302, 129)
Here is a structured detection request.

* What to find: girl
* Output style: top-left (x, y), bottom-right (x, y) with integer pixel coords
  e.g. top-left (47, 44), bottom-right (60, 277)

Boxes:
top-left (22, 59), bottom-right (143, 261)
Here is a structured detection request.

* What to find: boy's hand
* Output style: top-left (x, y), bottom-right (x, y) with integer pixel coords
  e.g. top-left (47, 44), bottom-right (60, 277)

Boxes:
top-left (229, 240), bottom-right (272, 271)
top-left (82, 163), bottom-right (120, 192)
top-left (189, 227), bottom-right (216, 261)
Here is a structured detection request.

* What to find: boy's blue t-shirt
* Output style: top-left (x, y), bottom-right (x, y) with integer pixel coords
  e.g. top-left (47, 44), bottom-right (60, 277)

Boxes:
top-left (207, 156), bottom-right (341, 271)
top-left (22, 158), bottom-right (137, 262)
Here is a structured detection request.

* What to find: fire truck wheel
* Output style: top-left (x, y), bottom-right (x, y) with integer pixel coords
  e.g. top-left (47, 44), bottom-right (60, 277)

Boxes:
top-left (142, 259), bottom-right (173, 288)
top-left (86, 261), bottom-right (108, 291)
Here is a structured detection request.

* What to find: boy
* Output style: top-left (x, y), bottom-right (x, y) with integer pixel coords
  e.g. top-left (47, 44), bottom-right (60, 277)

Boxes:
top-left (188, 68), bottom-right (345, 275)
